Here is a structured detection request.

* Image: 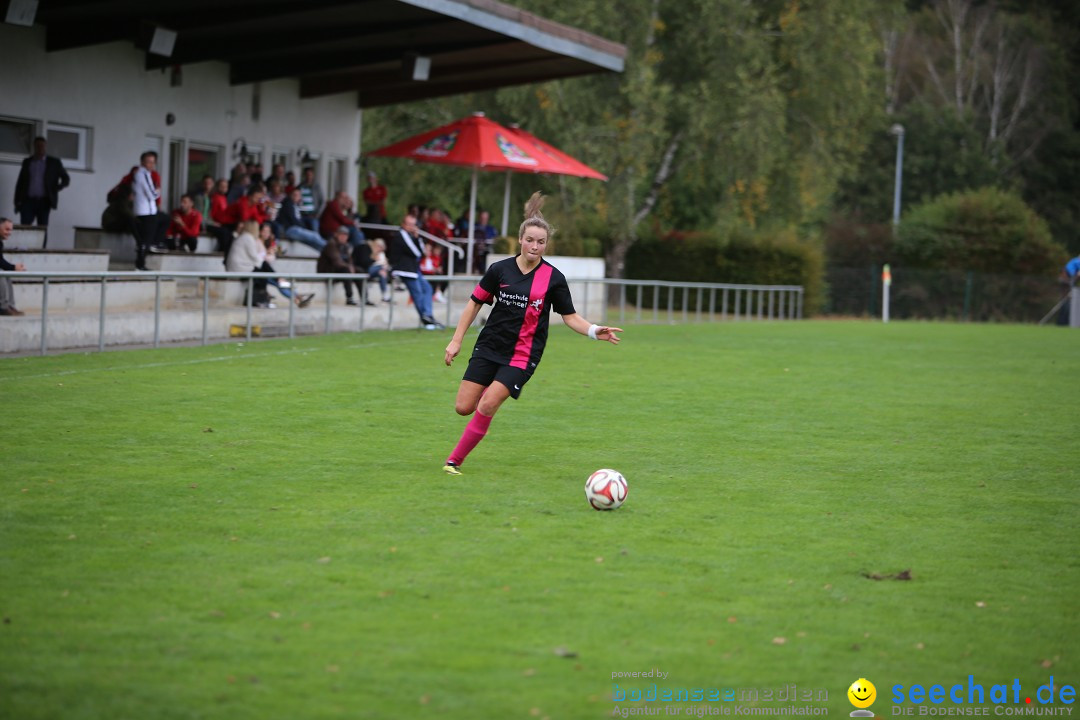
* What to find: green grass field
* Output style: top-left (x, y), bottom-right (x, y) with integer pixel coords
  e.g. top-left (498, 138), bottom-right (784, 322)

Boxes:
top-left (1, 321), bottom-right (1077, 720)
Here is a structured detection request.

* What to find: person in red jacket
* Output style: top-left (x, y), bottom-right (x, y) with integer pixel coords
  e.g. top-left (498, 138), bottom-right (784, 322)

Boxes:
top-left (227, 185), bottom-right (268, 226)
top-left (319, 191), bottom-right (365, 247)
top-left (168, 194), bottom-right (203, 252)
top-left (209, 178), bottom-right (234, 256)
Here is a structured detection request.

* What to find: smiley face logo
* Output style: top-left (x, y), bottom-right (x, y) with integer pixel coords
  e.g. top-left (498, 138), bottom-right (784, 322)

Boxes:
top-left (848, 678), bottom-right (877, 709)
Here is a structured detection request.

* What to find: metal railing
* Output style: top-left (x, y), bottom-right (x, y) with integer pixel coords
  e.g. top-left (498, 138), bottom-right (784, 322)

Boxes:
top-left (357, 222), bottom-right (465, 276)
top-left (1, 270), bottom-right (802, 355)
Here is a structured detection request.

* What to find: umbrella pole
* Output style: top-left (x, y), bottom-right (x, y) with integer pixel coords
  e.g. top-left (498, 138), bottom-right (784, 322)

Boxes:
top-left (502, 170), bottom-right (512, 238)
top-left (467, 167), bottom-right (478, 274)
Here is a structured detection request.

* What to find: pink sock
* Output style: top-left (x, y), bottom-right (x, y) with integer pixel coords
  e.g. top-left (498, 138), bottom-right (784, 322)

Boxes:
top-left (447, 410), bottom-right (493, 466)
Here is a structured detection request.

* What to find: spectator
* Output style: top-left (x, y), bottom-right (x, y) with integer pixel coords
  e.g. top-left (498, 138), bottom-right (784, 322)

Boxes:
top-left (389, 213), bottom-right (442, 329)
top-left (249, 162), bottom-right (265, 185)
top-left (471, 209), bottom-right (497, 273)
top-left (0, 217), bottom-right (27, 316)
top-left (1056, 254), bottom-right (1080, 325)
top-left (319, 191), bottom-right (364, 247)
top-left (132, 151), bottom-right (168, 270)
top-left (284, 170), bottom-right (298, 194)
top-left (420, 240), bottom-right (447, 304)
top-left (258, 222), bottom-right (314, 308)
top-left (101, 173), bottom-right (135, 234)
top-left (297, 167), bottom-right (324, 231)
top-left (14, 136), bottom-right (70, 230)
top-left (226, 172), bottom-right (251, 204)
top-left (268, 163), bottom-right (287, 189)
top-left (265, 177), bottom-right (286, 237)
top-left (477, 209), bottom-right (498, 241)
top-left (362, 171), bottom-right (388, 224)
top-left (350, 237), bottom-right (378, 307)
top-left (228, 185), bottom-right (269, 227)
top-left (423, 207), bottom-right (452, 241)
top-left (278, 187), bottom-right (327, 252)
top-left (168, 194), bottom-right (203, 252)
top-left (190, 175), bottom-right (215, 232)
top-left (317, 226), bottom-right (363, 306)
top-left (366, 237), bottom-right (392, 303)
top-left (226, 220), bottom-right (272, 307)
top-left (209, 178), bottom-right (234, 258)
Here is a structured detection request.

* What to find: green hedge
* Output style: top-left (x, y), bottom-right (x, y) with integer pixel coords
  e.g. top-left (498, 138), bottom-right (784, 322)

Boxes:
top-left (625, 227), bottom-right (825, 314)
top-left (895, 187), bottom-right (1065, 275)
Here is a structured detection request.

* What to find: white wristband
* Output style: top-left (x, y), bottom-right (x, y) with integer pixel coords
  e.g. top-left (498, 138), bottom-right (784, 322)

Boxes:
top-left (587, 324), bottom-right (600, 340)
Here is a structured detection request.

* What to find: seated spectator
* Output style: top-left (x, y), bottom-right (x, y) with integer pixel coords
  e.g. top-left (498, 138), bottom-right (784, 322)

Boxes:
top-left (0, 217), bottom-right (27, 316)
top-left (352, 236), bottom-right (393, 305)
top-left (228, 184), bottom-right (269, 227)
top-left (101, 173), bottom-right (135, 233)
top-left (226, 171), bottom-right (251, 204)
top-left (258, 222), bottom-right (314, 308)
top-left (297, 167), bottom-right (323, 231)
top-left (190, 175), bottom-right (215, 232)
top-left (268, 163), bottom-right (287, 189)
top-left (278, 187), bottom-right (327, 251)
top-left (265, 178), bottom-right (286, 237)
top-left (319, 191), bottom-right (364, 248)
top-left (226, 220), bottom-right (272, 307)
top-left (420, 240), bottom-right (447, 304)
top-left (168, 194), bottom-right (203, 252)
top-left (476, 209), bottom-right (498, 241)
top-left (317, 226), bottom-right (363, 306)
top-left (367, 238), bottom-right (392, 302)
top-left (285, 170), bottom-right (298, 195)
top-left (423, 207), bottom-right (452, 241)
top-left (209, 178), bottom-right (235, 257)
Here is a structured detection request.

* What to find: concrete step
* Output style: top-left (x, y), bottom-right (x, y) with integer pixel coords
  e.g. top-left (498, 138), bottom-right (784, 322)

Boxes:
top-left (74, 227), bottom-right (218, 268)
top-left (276, 239), bottom-right (322, 258)
top-left (6, 249), bottom-right (111, 272)
top-left (12, 276), bottom-right (177, 312)
top-left (7, 225), bottom-right (48, 250)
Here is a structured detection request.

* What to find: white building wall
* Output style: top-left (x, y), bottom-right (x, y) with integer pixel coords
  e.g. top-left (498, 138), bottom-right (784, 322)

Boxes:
top-left (0, 24), bottom-right (362, 249)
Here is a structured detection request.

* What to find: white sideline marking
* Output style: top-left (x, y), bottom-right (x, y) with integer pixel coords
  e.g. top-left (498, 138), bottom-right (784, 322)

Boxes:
top-left (2, 336), bottom-right (432, 380)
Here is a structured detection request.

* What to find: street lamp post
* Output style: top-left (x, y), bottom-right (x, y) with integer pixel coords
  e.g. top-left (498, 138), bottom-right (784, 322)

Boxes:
top-left (889, 123), bottom-right (905, 226)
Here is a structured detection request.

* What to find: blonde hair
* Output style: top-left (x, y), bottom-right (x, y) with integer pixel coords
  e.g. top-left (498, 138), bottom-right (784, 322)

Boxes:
top-left (240, 220), bottom-right (260, 238)
top-left (518, 191), bottom-right (555, 242)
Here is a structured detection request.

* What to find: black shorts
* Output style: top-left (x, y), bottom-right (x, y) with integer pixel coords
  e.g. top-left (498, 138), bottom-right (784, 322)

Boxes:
top-left (463, 356), bottom-right (531, 399)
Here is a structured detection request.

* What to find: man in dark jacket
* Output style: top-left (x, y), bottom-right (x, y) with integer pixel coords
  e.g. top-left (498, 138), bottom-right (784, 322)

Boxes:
top-left (317, 226), bottom-right (363, 306)
top-left (389, 213), bottom-right (441, 329)
top-left (14, 137), bottom-right (70, 228)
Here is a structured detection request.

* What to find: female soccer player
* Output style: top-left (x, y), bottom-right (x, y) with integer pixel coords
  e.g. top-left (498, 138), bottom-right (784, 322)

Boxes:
top-left (441, 192), bottom-right (622, 475)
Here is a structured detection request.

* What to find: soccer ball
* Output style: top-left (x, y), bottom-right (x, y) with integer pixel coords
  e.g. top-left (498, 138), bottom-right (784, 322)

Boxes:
top-left (584, 469), bottom-right (628, 511)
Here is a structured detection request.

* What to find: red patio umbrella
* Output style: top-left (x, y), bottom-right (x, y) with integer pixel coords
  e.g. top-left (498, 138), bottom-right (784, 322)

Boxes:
top-left (367, 112), bottom-right (607, 269)
top-left (368, 112), bottom-right (560, 272)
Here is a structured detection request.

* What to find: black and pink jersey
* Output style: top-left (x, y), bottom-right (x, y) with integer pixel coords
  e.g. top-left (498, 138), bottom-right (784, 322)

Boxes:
top-left (470, 256), bottom-right (576, 372)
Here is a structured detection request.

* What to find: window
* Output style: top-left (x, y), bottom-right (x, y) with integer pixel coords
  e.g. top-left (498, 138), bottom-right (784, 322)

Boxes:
top-left (47, 122), bottom-right (91, 170)
top-left (271, 149), bottom-right (291, 174)
top-left (327, 156), bottom-right (349, 195)
top-left (188, 143), bottom-right (222, 190)
top-left (0, 116), bottom-right (36, 159)
top-left (239, 144), bottom-right (262, 170)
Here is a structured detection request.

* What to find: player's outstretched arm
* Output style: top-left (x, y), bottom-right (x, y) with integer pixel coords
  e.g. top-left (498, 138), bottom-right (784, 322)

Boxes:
top-left (562, 313), bottom-right (623, 345)
top-left (445, 299), bottom-right (483, 366)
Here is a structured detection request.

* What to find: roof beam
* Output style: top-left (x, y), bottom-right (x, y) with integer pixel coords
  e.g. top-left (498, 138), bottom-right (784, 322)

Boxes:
top-left (230, 36), bottom-right (504, 86)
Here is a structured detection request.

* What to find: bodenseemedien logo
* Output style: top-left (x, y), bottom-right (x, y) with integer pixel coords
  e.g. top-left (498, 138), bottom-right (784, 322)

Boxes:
top-left (849, 678), bottom-right (877, 717)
